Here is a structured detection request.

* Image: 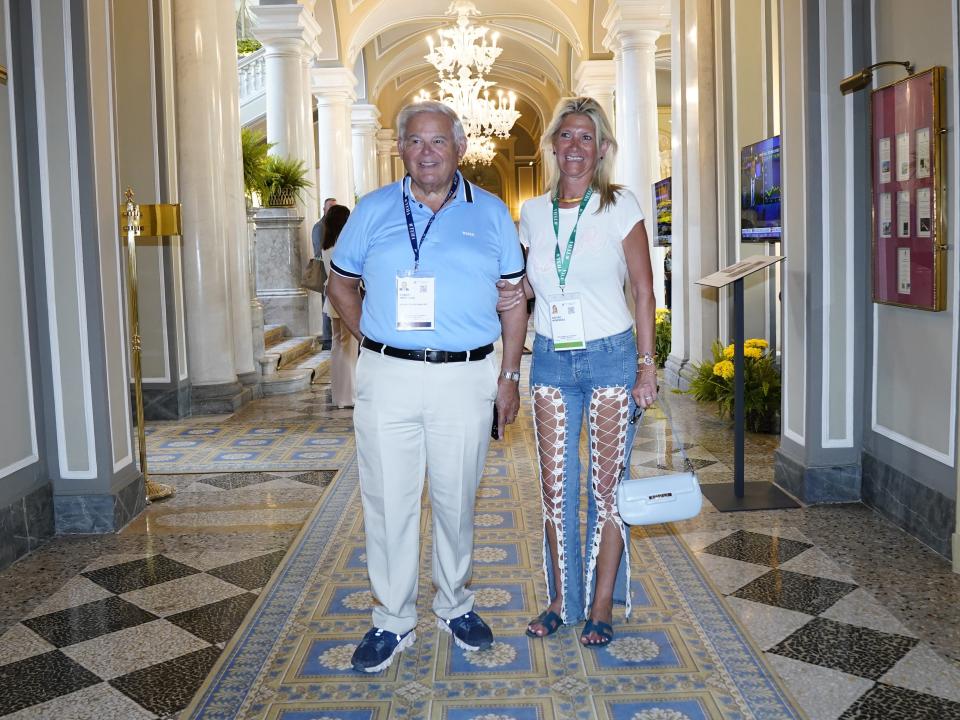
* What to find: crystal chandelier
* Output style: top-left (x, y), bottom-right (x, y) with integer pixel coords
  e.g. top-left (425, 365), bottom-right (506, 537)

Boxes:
top-left (416, 1), bottom-right (520, 165)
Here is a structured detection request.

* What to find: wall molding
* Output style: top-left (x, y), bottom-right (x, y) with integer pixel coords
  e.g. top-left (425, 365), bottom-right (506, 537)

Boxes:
top-left (0, 0), bottom-right (40, 480)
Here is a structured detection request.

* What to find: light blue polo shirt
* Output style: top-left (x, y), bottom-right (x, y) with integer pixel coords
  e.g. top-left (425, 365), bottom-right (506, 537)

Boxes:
top-left (331, 172), bottom-right (524, 351)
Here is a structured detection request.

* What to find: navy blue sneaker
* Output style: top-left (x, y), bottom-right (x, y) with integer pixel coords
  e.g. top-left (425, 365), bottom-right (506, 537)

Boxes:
top-left (437, 611), bottom-right (493, 651)
top-left (350, 626), bottom-right (416, 672)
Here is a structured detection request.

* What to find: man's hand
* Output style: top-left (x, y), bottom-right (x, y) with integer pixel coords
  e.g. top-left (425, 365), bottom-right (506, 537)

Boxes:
top-left (494, 376), bottom-right (520, 440)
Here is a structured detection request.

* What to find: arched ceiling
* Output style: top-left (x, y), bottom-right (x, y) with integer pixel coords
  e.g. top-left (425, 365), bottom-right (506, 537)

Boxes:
top-left (302, 0), bottom-right (670, 136)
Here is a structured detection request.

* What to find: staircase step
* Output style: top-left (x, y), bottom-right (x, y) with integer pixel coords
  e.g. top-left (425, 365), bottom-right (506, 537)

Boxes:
top-left (259, 367), bottom-right (313, 396)
top-left (266, 336), bottom-right (317, 370)
top-left (296, 349), bottom-right (330, 383)
top-left (263, 324), bottom-right (287, 349)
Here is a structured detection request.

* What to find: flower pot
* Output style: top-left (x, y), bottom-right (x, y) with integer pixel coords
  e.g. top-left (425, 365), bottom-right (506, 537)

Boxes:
top-left (267, 188), bottom-right (296, 208)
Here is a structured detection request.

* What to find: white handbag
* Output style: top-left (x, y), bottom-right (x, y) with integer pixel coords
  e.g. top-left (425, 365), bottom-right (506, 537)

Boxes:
top-left (616, 394), bottom-right (703, 525)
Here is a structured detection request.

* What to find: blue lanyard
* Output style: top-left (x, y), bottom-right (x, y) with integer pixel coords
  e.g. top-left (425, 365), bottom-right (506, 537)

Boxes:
top-left (402, 173), bottom-right (460, 270)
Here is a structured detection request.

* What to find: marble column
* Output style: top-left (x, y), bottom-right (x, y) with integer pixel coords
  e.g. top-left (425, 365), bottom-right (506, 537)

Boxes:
top-left (352, 104), bottom-right (381, 197)
top-left (376, 128), bottom-right (397, 187)
top-left (215, 0), bottom-right (256, 381)
top-left (172, 0), bottom-right (248, 412)
top-left (663, 0), bottom-right (719, 390)
top-left (251, 5), bottom-right (321, 159)
top-left (252, 4), bottom-right (322, 337)
top-left (604, 0), bottom-right (669, 308)
top-left (313, 67), bottom-right (357, 208)
top-left (574, 60), bottom-right (617, 140)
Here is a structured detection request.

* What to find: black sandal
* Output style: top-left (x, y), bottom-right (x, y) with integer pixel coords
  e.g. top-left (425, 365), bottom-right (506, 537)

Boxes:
top-left (525, 610), bottom-right (563, 638)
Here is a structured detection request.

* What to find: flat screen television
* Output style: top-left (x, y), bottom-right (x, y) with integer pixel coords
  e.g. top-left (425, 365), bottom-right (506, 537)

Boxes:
top-left (740, 135), bottom-right (782, 242)
top-left (653, 177), bottom-right (672, 247)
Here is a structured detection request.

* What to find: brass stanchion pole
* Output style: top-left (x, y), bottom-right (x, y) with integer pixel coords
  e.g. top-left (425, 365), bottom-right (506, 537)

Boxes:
top-left (122, 188), bottom-right (175, 501)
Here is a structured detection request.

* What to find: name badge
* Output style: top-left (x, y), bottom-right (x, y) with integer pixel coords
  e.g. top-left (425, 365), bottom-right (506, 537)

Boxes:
top-left (396, 271), bottom-right (435, 330)
top-left (548, 293), bottom-right (586, 350)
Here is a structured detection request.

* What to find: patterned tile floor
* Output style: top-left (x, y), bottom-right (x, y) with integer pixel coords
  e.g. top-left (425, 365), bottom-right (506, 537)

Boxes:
top-left (0, 365), bottom-right (956, 718)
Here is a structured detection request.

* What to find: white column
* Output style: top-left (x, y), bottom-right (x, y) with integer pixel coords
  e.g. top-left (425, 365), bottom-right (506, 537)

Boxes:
top-left (663, 0), bottom-right (720, 388)
top-left (604, 0), bottom-right (669, 307)
top-left (251, 5), bottom-right (321, 159)
top-left (376, 128), bottom-right (397, 186)
top-left (172, 0), bottom-right (238, 387)
top-left (313, 67), bottom-right (357, 209)
top-left (574, 60), bottom-right (617, 135)
top-left (252, 4), bottom-right (322, 334)
top-left (215, 0), bottom-right (255, 377)
top-left (352, 104), bottom-right (381, 196)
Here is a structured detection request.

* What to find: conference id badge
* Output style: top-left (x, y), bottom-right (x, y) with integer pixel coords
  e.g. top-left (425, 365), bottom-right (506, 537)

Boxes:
top-left (548, 294), bottom-right (586, 350)
top-left (396, 270), bottom-right (435, 330)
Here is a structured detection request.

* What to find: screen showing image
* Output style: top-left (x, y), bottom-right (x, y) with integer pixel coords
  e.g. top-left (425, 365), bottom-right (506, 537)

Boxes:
top-left (740, 135), bottom-right (782, 242)
top-left (653, 177), bottom-right (672, 247)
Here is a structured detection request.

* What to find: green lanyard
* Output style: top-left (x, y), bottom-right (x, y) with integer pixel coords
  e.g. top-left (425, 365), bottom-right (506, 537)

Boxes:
top-left (553, 188), bottom-right (593, 290)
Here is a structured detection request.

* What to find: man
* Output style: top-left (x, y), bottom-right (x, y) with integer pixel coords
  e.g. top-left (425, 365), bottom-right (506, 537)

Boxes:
top-left (327, 101), bottom-right (527, 673)
top-left (312, 197), bottom-right (337, 349)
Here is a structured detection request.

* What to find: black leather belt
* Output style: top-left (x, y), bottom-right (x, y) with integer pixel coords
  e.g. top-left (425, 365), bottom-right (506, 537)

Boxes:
top-left (361, 338), bottom-right (494, 363)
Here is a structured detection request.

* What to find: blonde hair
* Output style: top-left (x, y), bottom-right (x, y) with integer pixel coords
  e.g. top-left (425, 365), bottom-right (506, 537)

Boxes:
top-left (540, 96), bottom-right (622, 212)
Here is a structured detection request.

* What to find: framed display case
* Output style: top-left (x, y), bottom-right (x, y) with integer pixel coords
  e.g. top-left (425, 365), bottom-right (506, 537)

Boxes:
top-left (871, 66), bottom-right (947, 311)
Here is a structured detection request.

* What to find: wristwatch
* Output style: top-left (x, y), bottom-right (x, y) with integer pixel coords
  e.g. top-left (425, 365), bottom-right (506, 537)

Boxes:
top-left (501, 370), bottom-right (521, 382)
top-left (638, 353), bottom-right (655, 367)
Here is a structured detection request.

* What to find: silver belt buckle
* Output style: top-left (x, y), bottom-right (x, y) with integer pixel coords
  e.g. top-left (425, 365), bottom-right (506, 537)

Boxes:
top-left (423, 347), bottom-right (433, 363)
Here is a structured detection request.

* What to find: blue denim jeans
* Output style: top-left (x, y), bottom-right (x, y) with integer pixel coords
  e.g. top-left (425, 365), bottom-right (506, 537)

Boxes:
top-left (530, 328), bottom-right (638, 623)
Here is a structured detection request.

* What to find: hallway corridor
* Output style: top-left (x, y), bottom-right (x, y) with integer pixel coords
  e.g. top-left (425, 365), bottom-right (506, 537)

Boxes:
top-left (0, 368), bottom-right (958, 719)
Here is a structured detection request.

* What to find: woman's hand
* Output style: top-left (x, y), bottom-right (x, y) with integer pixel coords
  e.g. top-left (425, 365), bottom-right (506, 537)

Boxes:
top-left (632, 366), bottom-right (659, 410)
top-left (496, 279), bottom-right (526, 312)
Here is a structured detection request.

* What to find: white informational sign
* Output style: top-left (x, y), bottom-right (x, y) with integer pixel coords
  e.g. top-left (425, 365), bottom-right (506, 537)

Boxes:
top-left (897, 191), bottom-right (911, 238)
top-left (917, 187), bottom-right (932, 237)
top-left (898, 247), bottom-right (911, 294)
top-left (878, 137), bottom-right (892, 184)
top-left (696, 255), bottom-right (784, 289)
top-left (896, 132), bottom-right (910, 181)
top-left (916, 127), bottom-right (931, 178)
top-left (879, 192), bottom-right (892, 237)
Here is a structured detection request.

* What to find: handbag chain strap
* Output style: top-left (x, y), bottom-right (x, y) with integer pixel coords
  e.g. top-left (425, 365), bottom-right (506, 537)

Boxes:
top-left (626, 390), bottom-right (694, 477)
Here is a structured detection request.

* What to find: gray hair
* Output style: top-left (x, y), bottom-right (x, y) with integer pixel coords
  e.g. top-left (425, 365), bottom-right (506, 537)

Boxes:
top-left (396, 101), bottom-right (468, 149)
top-left (541, 96), bottom-right (622, 212)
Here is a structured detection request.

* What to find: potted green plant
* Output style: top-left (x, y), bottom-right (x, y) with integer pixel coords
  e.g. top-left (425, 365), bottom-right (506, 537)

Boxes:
top-left (685, 338), bottom-right (781, 433)
top-left (240, 128), bottom-right (273, 206)
top-left (261, 155), bottom-right (312, 208)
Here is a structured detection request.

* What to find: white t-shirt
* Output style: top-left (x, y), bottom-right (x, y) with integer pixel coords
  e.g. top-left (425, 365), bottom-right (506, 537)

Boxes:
top-left (520, 189), bottom-right (644, 342)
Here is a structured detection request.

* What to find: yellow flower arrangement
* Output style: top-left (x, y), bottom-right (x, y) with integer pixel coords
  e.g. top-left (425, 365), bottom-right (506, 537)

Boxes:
top-left (712, 360), bottom-right (735, 380)
top-left (686, 338), bottom-right (781, 433)
top-left (724, 341), bottom-right (766, 359)
top-left (654, 308), bottom-right (671, 367)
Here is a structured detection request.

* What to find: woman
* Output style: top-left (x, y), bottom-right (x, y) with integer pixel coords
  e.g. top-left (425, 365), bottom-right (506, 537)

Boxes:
top-left (498, 97), bottom-right (658, 646)
top-left (320, 204), bottom-right (357, 408)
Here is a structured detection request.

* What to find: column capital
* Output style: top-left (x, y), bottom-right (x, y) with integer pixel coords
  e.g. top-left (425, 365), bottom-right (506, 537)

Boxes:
top-left (602, 0), bottom-right (669, 53)
top-left (312, 66), bottom-right (358, 104)
top-left (251, 4), bottom-right (323, 59)
top-left (376, 128), bottom-right (397, 154)
top-left (351, 104), bottom-right (381, 134)
top-left (574, 59), bottom-right (617, 96)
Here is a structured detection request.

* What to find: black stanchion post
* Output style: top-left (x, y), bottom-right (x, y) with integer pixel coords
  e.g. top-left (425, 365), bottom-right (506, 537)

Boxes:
top-left (733, 277), bottom-right (745, 498)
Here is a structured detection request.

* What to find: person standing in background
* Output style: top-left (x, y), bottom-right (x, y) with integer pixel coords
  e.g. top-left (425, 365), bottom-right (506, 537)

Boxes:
top-left (319, 205), bottom-right (356, 408)
top-left (312, 197), bottom-right (337, 350)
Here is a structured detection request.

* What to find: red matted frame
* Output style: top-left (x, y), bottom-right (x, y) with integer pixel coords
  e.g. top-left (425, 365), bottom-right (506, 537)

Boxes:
top-left (871, 66), bottom-right (947, 311)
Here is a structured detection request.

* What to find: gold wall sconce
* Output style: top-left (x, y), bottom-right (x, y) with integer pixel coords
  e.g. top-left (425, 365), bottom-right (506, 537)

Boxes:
top-left (840, 60), bottom-right (914, 95)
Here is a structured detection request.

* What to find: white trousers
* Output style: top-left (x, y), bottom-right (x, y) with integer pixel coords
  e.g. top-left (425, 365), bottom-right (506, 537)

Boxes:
top-left (354, 347), bottom-right (498, 634)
